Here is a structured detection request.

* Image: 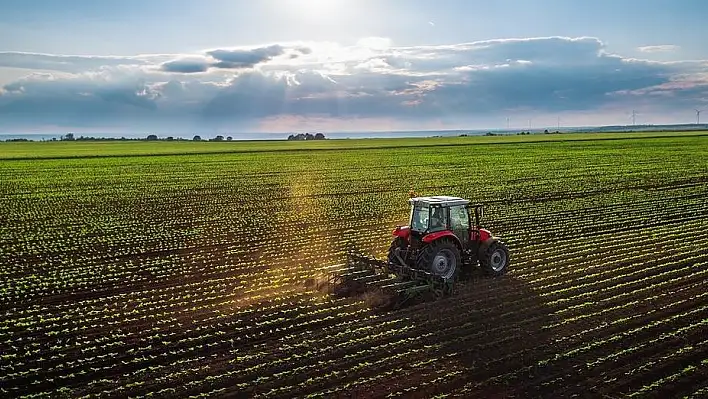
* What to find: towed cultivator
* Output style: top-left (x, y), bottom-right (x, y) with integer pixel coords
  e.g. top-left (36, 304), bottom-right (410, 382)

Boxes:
top-left (327, 253), bottom-right (455, 310)
top-left (328, 196), bottom-right (510, 310)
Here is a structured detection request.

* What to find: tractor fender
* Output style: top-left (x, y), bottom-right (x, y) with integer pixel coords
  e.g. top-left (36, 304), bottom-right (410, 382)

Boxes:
top-left (479, 228), bottom-right (492, 242)
top-left (422, 230), bottom-right (463, 250)
top-left (392, 226), bottom-right (410, 240)
top-left (470, 228), bottom-right (492, 242)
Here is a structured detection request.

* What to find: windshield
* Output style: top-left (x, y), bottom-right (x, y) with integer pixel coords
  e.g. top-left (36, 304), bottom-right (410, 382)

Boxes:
top-left (410, 203), bottom-right (429, 232)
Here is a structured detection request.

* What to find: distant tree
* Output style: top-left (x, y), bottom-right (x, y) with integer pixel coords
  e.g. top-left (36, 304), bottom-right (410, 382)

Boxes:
top-left (147, 134), bottom-right (158, 141)
top-left (193, 135), bottom-right (201, 141)
top-left (314, 133), bottom-right (325, 140)
top-left (166, 136), bottom-right (174, 141)
top-left (63, 133), bottom-right (75, 141)
top-left (544, 129), bottom-right (549, 134)
top-left (227, 136), bottom-right (233, 141)
top-left (287, 134), bottom-right (294, 140)
top-left (214, 135), bottom-right (224, 141)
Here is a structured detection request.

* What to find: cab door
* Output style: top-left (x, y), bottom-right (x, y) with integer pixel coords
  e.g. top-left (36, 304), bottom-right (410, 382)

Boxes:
top-left (449, 205), bottom-right (470, 245)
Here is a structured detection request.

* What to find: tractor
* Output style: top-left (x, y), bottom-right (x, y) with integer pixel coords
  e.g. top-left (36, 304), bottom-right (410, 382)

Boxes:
top-left (328, 196), bottom-right (510, 309)
top-left (388, 196), bottom-right (509, 280)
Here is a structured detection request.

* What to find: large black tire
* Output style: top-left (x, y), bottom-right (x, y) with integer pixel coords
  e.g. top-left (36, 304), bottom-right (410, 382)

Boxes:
top-left (416, 238), bottom-right (461, 282)
top-left (387, 237), bottom-right (407, 266)
top-left (479, 239), bottom-right (509, 276)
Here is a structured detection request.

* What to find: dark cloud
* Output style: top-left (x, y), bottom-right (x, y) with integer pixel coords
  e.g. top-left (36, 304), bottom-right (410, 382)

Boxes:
top-left (421, 61), bottom-right (672, 114)
top-left (467, 36), bottom-right (606, 65)
top-left (0, 74), bottom-right (160, 125)
top-left (157, 45), bottom-right (309, 73)
top-left (160, 59), bottom-right (210, 73)
top-left (207, 45), bottom-right (284, 69)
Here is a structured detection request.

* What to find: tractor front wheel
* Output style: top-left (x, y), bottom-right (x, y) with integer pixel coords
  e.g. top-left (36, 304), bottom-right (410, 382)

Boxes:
top-left (416, 239), bottom-right (461, 281)
top-left (479, 240), bottom-right (509, 276)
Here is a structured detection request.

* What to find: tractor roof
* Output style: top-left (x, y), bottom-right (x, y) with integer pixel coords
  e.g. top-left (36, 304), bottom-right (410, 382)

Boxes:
top-left (409, 196), bottom-right (470, 207)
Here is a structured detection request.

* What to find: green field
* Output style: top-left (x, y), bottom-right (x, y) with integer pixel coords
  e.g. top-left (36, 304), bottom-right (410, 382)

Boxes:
top-left (1, 132), bottom-right (707, 398)
top-left (2, 130), bottom-right (707, 159)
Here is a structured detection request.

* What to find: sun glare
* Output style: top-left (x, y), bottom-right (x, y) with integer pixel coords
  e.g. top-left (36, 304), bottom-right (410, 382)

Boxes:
top-left (287, 0), bottom-right (342, 20)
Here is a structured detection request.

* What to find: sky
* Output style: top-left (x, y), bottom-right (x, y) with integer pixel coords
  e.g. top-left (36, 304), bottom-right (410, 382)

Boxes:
top-left (1, 0), bottom-right (707, 134)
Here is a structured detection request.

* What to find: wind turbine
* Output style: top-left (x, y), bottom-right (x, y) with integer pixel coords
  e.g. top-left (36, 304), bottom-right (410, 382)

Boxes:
top-left (696, 109), bottom-right (702, 125)
top-left (631, 110), bottom-right (637, 126)
top-left (506, 117), bottom-right (510, 130)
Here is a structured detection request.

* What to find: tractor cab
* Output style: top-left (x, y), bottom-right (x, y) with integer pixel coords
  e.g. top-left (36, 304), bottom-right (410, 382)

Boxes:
top-left (391, 196), bottom-right (508, 281)
top-left (407, 196), bottom-right (489, 245)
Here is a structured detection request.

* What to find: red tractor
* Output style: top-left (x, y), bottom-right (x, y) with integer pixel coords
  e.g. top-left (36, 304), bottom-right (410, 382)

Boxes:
top-left (387, 196), bottom-right (509, 281)
top-left (329, 196), bottom-right (509, 309)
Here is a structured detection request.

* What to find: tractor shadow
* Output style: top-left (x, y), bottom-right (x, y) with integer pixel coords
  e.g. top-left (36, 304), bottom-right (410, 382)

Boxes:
top-left (380, 270), bottom-right (563, 398)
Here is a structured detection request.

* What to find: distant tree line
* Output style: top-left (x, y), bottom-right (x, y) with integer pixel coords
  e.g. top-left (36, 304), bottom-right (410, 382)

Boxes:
top-left (287, 133), bottom-right (326, 141)
top-left (4, 138), bottom-right (33, 142)
top-left (189, 135), bottom-right (234, 141)
top-left (6, 133), bottom-right (329, 142)
top-left (54, 133), bottom-right (236, 142)
top-left (57, 133), bottom-right (136, 141)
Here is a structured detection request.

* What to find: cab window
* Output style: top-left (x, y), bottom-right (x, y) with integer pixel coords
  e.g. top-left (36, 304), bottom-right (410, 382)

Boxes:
top-left (449, 205), bottom-right (469, 229)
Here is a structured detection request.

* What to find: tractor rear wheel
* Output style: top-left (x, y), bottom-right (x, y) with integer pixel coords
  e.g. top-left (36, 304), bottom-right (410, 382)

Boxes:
top-left (416, 239), bottom-right (461, 281)
top-left (479, 240), bottom-right (509, 276)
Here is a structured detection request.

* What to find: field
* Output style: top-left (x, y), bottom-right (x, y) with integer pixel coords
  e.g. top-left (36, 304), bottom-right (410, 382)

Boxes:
top-left (1, 132), bottom-right (707, 398)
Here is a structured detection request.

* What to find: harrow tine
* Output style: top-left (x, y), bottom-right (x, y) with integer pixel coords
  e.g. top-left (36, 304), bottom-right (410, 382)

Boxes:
top-left (379, 280), bottom-right (418, 291)
top-left (353, 273), bottom-right (392, 285)
top-left (340, 269), bottom-right (378, 278)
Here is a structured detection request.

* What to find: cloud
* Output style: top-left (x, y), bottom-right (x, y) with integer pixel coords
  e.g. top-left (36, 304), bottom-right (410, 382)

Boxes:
top-left (160, 58), bottom-right (210, 73)
top-left (0, 51), bottom-right (167, 73)
top-left (1, 36), bottom-right (707, 132)
top-left (156, 45), bottom-right (312, 74)
top-left (638, 45), bottom-right (681, 53)
top-left (207, 45), bottom-right (285, 69)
